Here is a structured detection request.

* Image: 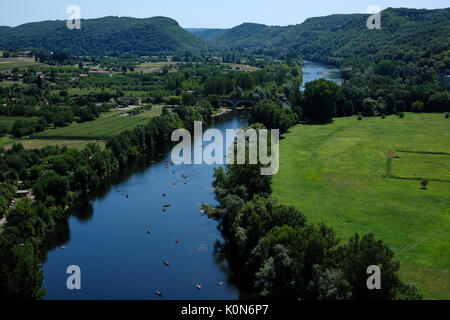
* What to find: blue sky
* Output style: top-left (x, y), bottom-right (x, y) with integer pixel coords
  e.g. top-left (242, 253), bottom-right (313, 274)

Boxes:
top-left (1, 0), bottom-right (448, 28)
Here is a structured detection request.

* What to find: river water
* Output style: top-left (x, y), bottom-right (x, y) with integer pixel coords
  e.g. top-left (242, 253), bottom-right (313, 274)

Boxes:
top-left (41, 61), bottom-right (341, 300)
top-left (301, 60), bottom-right (342, 89)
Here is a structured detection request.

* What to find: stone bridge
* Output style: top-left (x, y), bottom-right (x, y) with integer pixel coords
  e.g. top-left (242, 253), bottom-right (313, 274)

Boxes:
top-left (220, 98), bottom-right (256, 108)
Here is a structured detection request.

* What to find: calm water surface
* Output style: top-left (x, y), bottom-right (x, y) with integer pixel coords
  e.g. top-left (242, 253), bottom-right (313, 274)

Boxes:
top-left (301, 60), bottom-right (341, 89)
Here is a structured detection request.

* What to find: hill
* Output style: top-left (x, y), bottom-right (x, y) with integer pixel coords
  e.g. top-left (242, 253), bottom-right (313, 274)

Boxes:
top-left (279, 8), bottom-right (450, 65)
top-left (185, 28), bottom-right (228, 42)
top-left (0, 16), bottom-right (207, 56)
top-left (209, 23), bottom-right (285, 48)
top-left (207, 8), bottom-right (450, 66)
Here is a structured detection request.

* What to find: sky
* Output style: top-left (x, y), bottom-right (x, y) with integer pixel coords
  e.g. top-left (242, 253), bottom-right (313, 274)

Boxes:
top-left (0, 0), bottom-right (448, 28)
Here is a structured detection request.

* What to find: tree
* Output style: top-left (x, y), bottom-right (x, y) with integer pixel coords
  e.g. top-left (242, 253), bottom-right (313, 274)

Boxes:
top-left (0, 237), bottom-right (46, 300)
top-left (79, 107), bottom-right (95, 122)
top-left (302, 79), bottom-right (340, 123)
top-left (0, 124), bottom-right (6, 136)
top-left (33, 170), bottom-right (69, 204)
top-left (362, 98), bottom-right (378, 117)
top-left (249, 100), bottom-right (298, 133)
top-left (182, 92), bottom-right (196, 106)
top-left (420, 179), bottom-right (429, 190)
top-left (73, 165), bottom-right (99, 190)
top-left (340, 233), bottom-right (400, 300)
top-left (235, 196), bottom-right (307, 259)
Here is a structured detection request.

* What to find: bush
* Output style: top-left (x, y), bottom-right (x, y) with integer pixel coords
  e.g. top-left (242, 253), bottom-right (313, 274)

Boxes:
top-left (166, 96), bottom-right (182, 106)
top-left (398, 113), bottom-right (404, 119)
top-left (445, 112), bottom-right (449, 119)
top-left (421, 179), bottom-right (429, 190)
top-left (357, 115), bottom-right (362, 121)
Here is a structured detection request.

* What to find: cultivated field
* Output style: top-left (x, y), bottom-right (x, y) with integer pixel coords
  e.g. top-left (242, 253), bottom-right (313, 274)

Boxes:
top-left (32, 106), bottom-right (162, 139)
top-left (225, 63), bottom-right (261, 71)
top-left (0, 57), bottom-right (39, 71)
top-left (2, 138), bottom-right (104, 150)
top-left (135, 61), bottom-right (180, 73)
top-left (272, 113), bottom-right (450, 299)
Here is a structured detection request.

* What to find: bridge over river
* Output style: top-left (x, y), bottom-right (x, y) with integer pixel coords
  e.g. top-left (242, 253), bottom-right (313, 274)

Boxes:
top-left (220, 98), bottom-right (256, 108)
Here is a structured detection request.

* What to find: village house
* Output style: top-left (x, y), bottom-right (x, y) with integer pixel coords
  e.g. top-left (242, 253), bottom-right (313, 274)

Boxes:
top-left (115, 97), bottom-right (141, 108)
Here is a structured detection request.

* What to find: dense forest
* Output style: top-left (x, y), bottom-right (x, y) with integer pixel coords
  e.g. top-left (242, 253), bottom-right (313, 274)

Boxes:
top-left (0, 16), bottom-right (207, 56)
top-left (199, 7), bottom-right (449, 69)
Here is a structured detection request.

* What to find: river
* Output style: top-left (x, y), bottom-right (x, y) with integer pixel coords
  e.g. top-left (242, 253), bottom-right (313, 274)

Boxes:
top-left (41, 61), bottom-right (342, 300)
top-left (301, 60), bottom-right (342, 89)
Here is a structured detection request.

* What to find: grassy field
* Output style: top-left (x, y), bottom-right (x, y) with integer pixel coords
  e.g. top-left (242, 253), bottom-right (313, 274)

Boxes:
top-left (32, 106), bottom-right (162, 139)
top-left (135, 61), bottom-right (181, 73)
top-left (0, 57), bottom-right (39, 71)
top-left (272, 113), bottom-right (450, 299)
top-left (0, 81), bottom-right (25, 87)
top-left (2, 138), bottom-right (104, 150)
top-left (0, 136), bottom-right (12, 148)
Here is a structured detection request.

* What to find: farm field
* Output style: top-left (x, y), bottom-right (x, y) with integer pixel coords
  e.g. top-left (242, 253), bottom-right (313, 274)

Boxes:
top-left (2, 138), bottom-right (104, 150)
top-left (0, 57), bottom-right (39, 71)
top-left (225, 63), bottom-right (261, 71)
top-left (32, 106), bottom-right (163, 139)
top-left (64, 88), bottom-right (149, 97)
top-left (135, 61), bottom-right (181, 73)
top-left (272, 113), bottom-right (450, 299)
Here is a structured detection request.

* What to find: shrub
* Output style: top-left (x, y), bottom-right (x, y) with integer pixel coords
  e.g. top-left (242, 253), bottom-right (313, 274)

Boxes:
top-left (357, 115), bottom-right (362, 121)
top-left (398, 113), bottom-right (404, 119)
top-left (166, 96), bottom-right (182, 106)
top-left (445, 113), bottom-right (449, 119)
top-left (421, 179), bottom-right (429, 190)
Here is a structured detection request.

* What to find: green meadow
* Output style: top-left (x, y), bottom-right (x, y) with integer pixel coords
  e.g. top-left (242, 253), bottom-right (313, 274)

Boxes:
top-left (32, 106), bottom-right (162, 139)
top-left (2, 138), bottom-right (104, 150)
top-left (272, 113), bottom-right (450, 299)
